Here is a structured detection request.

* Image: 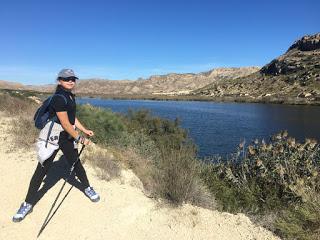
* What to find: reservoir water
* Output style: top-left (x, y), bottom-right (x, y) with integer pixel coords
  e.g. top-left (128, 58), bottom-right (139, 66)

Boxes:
top-left (78, 98), bottom-right (320, 158)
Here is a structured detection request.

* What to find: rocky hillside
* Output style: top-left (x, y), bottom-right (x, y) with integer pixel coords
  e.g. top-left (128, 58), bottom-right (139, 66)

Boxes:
top-left (194, 33), bottom-right (320, 104)
top-left (19, 67), bottom-right (259, 97)
top-left (71, 67), bottom-right (259, 96)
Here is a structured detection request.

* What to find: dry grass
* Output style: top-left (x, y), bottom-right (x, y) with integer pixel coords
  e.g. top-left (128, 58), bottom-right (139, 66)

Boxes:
top-left (10, 116), bottom-right (39, 149)
top-left (110, 147), bottom-right (155, 193)
top-left (0, 92), bottom-right (37, 116)
top-left (0, 92), bottom-right (39, 149)
top-left (82, 144), bottom-right (121, 181)
top-left (107, 144), bottom-right (215, 209)
top-left (153, 143), bottom-right (215, 208)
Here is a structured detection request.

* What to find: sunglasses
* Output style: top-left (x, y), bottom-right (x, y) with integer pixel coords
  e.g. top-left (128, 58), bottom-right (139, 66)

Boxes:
top-left (60, 77), bottom-right (77, 82)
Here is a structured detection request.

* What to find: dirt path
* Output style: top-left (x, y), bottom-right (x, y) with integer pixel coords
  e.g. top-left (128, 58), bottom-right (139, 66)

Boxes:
top-left (0, 115), bottom-right (280, 240)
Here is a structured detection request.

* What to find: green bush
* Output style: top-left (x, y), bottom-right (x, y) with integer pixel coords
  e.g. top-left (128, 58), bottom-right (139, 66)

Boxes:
top-left (123, 109), bottom-right (188, 149)
top-left (77, 104), bottom-right (126, 145)
top-left (275, 194), bottom-right (320, 240)
top-left (114, 130), bottom-right (160, 160)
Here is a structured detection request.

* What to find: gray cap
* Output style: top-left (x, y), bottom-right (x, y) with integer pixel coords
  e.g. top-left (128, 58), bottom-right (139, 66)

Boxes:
top-left (57, 69), bottom-right (78, 79)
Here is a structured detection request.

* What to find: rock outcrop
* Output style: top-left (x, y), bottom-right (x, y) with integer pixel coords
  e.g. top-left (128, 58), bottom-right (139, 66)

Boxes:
top-left (195, 33), bottom-right (320, 104)
top-left (288, 33), bottom-right (320, 51)
top-left (261, 33), bottom-right (320, 77)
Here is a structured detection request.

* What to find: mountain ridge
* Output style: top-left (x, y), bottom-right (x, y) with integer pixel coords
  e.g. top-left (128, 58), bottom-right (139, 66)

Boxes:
top-left (194, 33), bottom-right (320, 104)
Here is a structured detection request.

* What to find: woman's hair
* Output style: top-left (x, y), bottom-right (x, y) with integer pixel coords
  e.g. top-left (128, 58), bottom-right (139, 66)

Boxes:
top-left (55, 78), bottom-right (62, 92)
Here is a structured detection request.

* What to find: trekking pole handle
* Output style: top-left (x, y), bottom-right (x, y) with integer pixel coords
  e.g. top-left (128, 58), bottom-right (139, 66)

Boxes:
top-left (78, 144), bottom-right (85, 157)
top-left (69, 142), bottom-right (87, 174)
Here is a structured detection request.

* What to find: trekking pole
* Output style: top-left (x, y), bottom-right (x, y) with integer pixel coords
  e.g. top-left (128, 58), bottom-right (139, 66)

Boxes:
top-left (37, 144), bottom-right (86, 238)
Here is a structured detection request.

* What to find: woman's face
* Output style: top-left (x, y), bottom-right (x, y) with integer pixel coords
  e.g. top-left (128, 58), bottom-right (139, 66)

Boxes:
top-left (58, 78), bottom-right (76, 90)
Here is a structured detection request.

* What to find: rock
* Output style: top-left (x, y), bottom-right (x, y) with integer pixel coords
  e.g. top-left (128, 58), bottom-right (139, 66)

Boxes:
top-left (27, 96), bottom-right (41, 104)
top-left (298, 92), bottom-right (312, 98)
top-left (288, 33), bottom-right (320, 51)
top-left (260, 59), bottom-right (304, 75)
top-left (260, 33), bottom-right (320, 77)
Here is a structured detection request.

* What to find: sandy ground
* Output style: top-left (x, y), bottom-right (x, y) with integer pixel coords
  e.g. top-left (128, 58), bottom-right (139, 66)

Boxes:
top-left (0, 114), bottom-right (280, 240)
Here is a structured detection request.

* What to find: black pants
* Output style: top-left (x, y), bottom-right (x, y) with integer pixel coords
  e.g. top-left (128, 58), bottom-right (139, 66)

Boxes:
top-left (25, 135), bottom-right (90, 205)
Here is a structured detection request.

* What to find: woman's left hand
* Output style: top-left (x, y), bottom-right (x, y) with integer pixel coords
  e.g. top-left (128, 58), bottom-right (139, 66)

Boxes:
top-left (84, 129), bottom-right (94, 137)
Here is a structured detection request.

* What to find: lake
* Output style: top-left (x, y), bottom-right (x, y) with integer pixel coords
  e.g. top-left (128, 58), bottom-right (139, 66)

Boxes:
top-left (78, 98), bottom-right (320, 158)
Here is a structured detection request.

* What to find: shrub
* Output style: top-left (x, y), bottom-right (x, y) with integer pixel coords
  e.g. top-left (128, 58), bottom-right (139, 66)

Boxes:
top-left (275, 193), bottom-right (320, 240)
top-left (76, 104), bottom-right (126, 145)
top-left (114, 130), bottom-right (160, 160)
top-left (202, 131), bottom-right (320, 213)
top-left (201, 132), bottom-right (320, 239)
top-left (123, 109), bottom-right (187, 149)
top-left (153, 141), bottom-right (214, 207)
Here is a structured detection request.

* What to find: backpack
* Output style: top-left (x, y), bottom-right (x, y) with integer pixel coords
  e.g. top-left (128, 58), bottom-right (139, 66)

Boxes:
top-left (33, 94), bottom-right (67, 129)
top-left (33, 94), bottom-right (67, 148)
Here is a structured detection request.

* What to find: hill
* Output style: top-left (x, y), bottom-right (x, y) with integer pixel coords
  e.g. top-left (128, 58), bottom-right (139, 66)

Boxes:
top-left (194, 33), bottom-right (320, 104)
top-left (66, 67), bottom-right (257, 96)
top-left (0, 80), bottom-right (25, 90)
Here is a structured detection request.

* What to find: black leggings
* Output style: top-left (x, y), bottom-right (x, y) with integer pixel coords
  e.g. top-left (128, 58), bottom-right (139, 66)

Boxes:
top-left (25, 136), bottom-right (90, 205)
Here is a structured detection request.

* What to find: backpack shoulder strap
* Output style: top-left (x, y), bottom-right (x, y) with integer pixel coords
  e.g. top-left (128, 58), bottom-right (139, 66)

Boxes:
top-left (52, 94), bottom-right (68, 105)
top-left (45, 120), bottom-right (55, 148)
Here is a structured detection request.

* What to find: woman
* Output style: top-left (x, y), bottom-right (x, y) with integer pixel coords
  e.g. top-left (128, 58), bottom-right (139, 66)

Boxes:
top-left (13, 69), bottom-right (100, 222)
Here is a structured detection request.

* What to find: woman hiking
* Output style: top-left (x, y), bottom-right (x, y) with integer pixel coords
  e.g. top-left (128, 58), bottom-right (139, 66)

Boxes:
top-left (13, 69), bottom-right (100, 222)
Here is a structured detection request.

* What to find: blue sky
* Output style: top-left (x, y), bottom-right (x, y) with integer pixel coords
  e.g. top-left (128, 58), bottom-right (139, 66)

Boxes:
top-left (0, 0), bottom-right (319, 85)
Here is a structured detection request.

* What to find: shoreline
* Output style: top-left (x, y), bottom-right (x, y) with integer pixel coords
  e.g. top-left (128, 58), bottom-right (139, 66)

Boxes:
top-left (1, 88), bottom-right (320, 106)
top-left (75, 93), bottom-right (320, 106)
